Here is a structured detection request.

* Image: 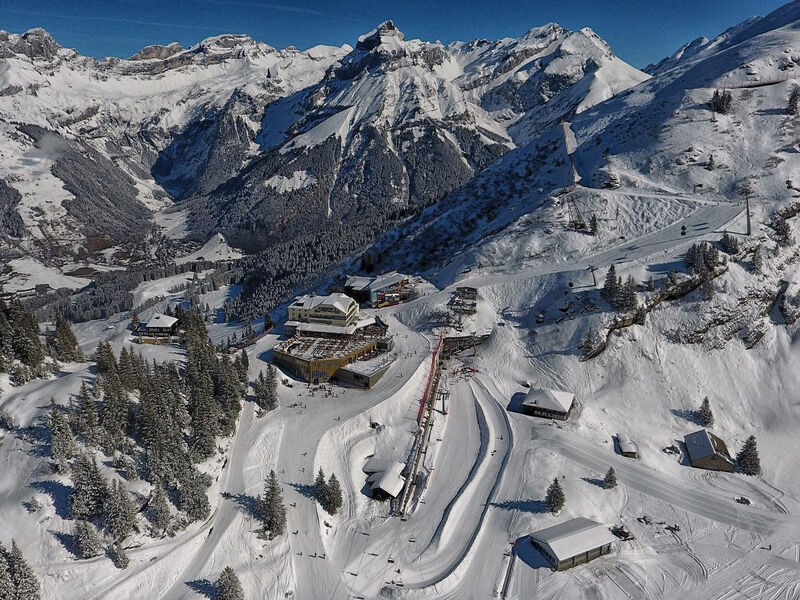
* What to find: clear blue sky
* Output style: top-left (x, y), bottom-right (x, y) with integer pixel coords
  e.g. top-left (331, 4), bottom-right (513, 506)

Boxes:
top-left (1, 0), bottom-right (790, 68)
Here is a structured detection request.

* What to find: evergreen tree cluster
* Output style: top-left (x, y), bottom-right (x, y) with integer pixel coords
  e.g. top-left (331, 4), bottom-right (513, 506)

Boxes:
top-left (252, 365), bottom-right (278, 411)
top-left (314, 468), bottom-right (343, 515)
top-left (601, 265), bottom-right (639, 312)
top-left (710, 89), bottom-right (733, 114)
top-left (719, 232), bottom-right (739, 255)
top-left (771, 214), bottom-right (795, 247)
top-left (0, 299), bottom-right (47, 383)
top-left (684, 242), bottom-right (720, 276)
top-left (46, 314), bottom-right (83, 363)
top-left (0, 539), bottom-right (41, 600)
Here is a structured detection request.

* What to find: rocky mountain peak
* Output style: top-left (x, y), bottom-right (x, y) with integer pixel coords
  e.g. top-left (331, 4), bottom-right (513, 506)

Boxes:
top-left (355, 20), bottom-right (405, 52)
top-left (0, 27), bottom-right (62, 61)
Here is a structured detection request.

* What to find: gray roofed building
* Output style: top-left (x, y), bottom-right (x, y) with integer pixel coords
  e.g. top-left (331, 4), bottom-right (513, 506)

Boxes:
top-left (521, 388), bottom-right (575, 421)
top-left (616, 433), bottom-right (639, 459)
top-left (684, 429), bottom-right (734, 472)
top-left (363, 459), bottom-right (405, 500)
top-left (529, 517), bottom-right (616, 570)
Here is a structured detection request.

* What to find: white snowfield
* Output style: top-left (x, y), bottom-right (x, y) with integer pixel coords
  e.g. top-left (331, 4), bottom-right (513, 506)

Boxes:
top-left (3, 4), bottom-right (800, 600)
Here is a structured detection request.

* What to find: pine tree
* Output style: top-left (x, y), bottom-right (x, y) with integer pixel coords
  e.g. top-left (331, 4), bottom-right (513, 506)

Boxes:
top-left (603, 467), bottom-right (617, 489)
top-left (788, 85), bottom-right (800, 115)
top-left (314, 468), bottom-right (328, 508)
top-left (706, 154), bottom-right (714, 171)
top-left (49, 399), bottom-right (75, 471)
top-left (325, 474), bottom-right (343, 516)
top-left (130, 312), bottom-right (140, 333)
top-left (751, 244), bottom-right (764, 273)
top-left (0, 548), bottom-right (12, 600)
top-left (618, 276), bottom-right (638, 311)
top-left (696, 396), bottom-right (714, 427)
top-left (602, 264), bottom-right (619, 304)
top-left (179, 470), bottom-right (210, 522)
top-left (150, 483), bottom-right (172, 535)
top-left (736, 435), bottom-right (761, 476)
top-left (215, 566), bottom-right (245, 600)
top-left (258, 470), bottom-right (286, 537)
top-left (105, 480), bottom-right (137, 541)
top-left (190, 370), bottom-right (218, 461)
top-left (69, 452), bottom-right (109, 520)
top-left (77, 382), bottom-right (100, 446)
top-left (7, 540), bottom-right (40, 599)
top-left (545, 478), bottom-right (566, 514)
top-left (73, 521), bottom-right (103, 559)
top-left (720, 232), bottom-right (739, 255)
top-left (109, 542), bottom-right (129, 570)
top-left (95, 341), bottom-right (118, 376)
top-left (582, 327), bottom-right (602, 359)
top-left (236, 350), bottom-right (249, 384)
top-left (101, 374), bottom-right (130, 451)
top-left (50, 314), bottom-right (82, 363)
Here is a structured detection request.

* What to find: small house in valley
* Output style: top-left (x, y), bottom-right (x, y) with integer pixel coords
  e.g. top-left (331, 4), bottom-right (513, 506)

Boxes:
top-left (136, 313), bottom-right (180, 343)
top-left (521, 388), bottom-right (575, 421)
top-left (684, 429), bottom-right (734, 472)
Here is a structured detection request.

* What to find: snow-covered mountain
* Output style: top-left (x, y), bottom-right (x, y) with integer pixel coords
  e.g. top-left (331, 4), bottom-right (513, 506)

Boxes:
top-left (0, 21), bottom-right (646, 264)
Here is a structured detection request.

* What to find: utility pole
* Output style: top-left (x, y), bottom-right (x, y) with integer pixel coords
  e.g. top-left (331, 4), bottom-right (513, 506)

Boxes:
top-left (746, 195), bottom-right (752, 236)
top-left (588, 266), bottom-right (598, 287)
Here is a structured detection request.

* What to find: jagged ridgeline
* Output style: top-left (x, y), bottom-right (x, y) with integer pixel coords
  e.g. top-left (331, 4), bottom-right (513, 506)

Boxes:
top-left (0, 21), bottom-right (646, 318)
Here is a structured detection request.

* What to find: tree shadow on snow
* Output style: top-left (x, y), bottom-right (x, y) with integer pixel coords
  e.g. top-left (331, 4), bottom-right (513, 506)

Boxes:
top-left (230, 493), bottom-right (258, 519)
top-left (670, 408), bottom-right (699, 425)
top-left (512, 535), bottom-right (552, 571)
top-left (30, 480), bottom-right (72, 519)
top-left (50, 530), bottom-right (79, 559)
top-left (185, 579), bottom-right (215, 599)
top-left (581, 477), bottom-right (606, 489)
top-left (491, 499), bottom-right (549, 513)
top-left (288, 482), bottom-right (316, 500)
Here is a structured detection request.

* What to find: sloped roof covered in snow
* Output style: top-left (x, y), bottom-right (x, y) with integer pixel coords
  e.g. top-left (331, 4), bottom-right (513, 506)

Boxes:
top-left (345, 272), bottom-right (408, 293)
top-left (522, 388), bottom-right (574, 413)
top-left (616, 433), bottom-right (639, 456)
top-left (369, 460), bottom-right (406, 498)
top-left (530, 517), bottom-right (616, 561)
top-left (145, 313), bottom-right (178, 329)
top-left (345, 275), bottom-right (373, 291)
top-left (684, 429), bottom-right (732, 463)
top-left (289, 292), bottom-right (354, 314)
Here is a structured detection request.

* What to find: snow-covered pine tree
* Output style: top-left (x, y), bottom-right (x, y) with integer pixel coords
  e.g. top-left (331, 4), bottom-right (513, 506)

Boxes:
top-left (73, 520), bottom-right (103, 559)
top-left (602, 265), bottom-right (619, 304)
top-left (751, 244), bottom-right (764, 273)
top-left (178, 470), bottom-right (210, 522)
top-left (706, 154), bottom-right (714, 171)
top-left (314, 468), bottom-right (328, 508)
top-left (150, 483), bottom-right (171, 535)
top-left (266, 470), bottom-right (286, 537)
top-left (77, 382), bottom-right (100, 446)
top-left (736, 435), bottom-right (761, 476)
top-left (49, 399), bottom-right (75, 471)
top-left (215, 566), bottom-right (245, 600)
top-left (236, 350), bottom-right (249, 384)
top-left (105, 480), bottom-right (137, 541)
top-left (7, 539), bottom-right (40, 600)
top-left (720, 232), bottom-right (739, 255)
top-left (70, 452), bottom-right (109, 520)
top-left (189, 371), bottom-right (219, 461)
top-left (590, 214), bottom-right (599, 236)
top-left (326, 474), bottom-right (343, 516)
top-left (545, 478), bottom-right (566, 513)
top-left (95, 341), bottom-right (118, 376)
top-left (603, 467), bottom-right (617, 489)
top-left (696, 397), bottom-right (714, 427)
top-left (50, 314), bottom-right (82, 363)
top-left (619, 276), bottom-right (638, 311)
top-left (582, 327), bottom-right (602, 359)
top-left (101, 374), bottom-right (130, 451)
top-left (108, 542), bottom-right (129, 569)
top-left (0, 547), bottom-right (12, 600)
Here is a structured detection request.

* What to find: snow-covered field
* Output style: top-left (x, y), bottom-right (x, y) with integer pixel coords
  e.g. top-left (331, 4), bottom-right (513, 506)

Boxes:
top-left (4, 3), bottom-right (800, 600)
